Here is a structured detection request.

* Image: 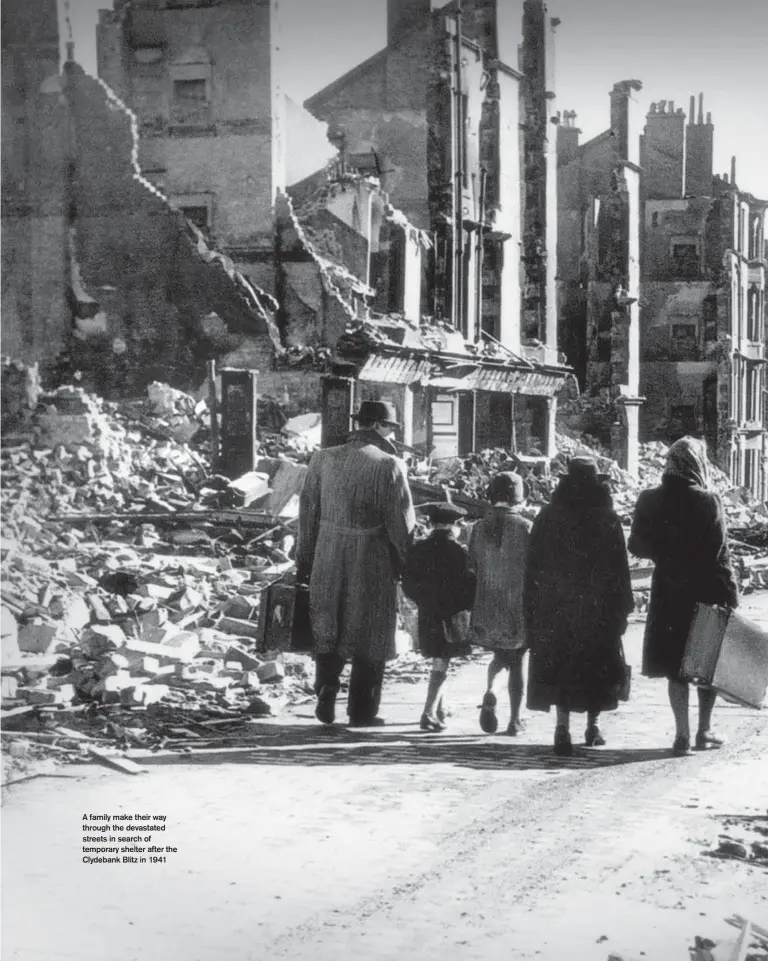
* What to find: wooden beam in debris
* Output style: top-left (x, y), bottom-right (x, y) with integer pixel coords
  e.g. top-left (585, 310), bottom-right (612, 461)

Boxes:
top-left (47, 510), bottom-right (289, 529)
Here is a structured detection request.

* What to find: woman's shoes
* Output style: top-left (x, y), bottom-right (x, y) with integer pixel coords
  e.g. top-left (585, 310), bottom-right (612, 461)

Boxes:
top-left (420, 713), bottom-right (447, 732)
top-left (584, 724), bottom-right (606, 747)
top-left (553, 725), bottom-right (573, 757)
top-left (672, 735), bottom-right (692, 756)
top-left (479, 692), bottom-right (498, 733)
top-left (694, 730), bottom-right (724, 751)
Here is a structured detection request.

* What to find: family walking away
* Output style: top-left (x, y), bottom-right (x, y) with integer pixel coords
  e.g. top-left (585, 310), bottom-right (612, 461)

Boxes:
top-left (297, 412), bottom-right (742, 755)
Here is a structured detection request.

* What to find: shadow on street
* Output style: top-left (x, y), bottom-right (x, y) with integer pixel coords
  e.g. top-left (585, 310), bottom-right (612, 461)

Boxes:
top-left (134, 723), bottom-right (676, 772)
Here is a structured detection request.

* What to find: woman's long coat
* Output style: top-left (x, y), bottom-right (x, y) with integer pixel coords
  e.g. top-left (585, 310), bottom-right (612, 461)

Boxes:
top-left (525, 476), bottom-right (634, 714)
top-left (468, 506), bottom-right (532, 652)
top-left (296, 429), bottom-right (416, 662)
top-left (628, 476), bottom-right (739, 680)
top-left (401, 529), bottom-right (476, 659)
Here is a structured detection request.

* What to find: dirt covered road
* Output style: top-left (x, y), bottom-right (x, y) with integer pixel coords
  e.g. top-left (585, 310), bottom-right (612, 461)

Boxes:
top-left (2, 596), bottom-right (768, 961)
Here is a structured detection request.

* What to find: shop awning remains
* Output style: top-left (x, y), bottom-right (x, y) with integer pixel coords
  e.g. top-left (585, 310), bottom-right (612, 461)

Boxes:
top-left (358, 354), bottom-right (434, 385)
top-left (427, 366), bottom-right (566, 397)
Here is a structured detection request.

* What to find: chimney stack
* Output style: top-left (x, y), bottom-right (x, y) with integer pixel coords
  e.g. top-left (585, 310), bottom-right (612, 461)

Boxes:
top-left (685, 94), bottom-right (714, 197)
top-left (610, 79), bottom-right (643, 166)
top-left (642, 95), bottom-right (685, 198)
top-left (387, 0), bottom-right (432, 46)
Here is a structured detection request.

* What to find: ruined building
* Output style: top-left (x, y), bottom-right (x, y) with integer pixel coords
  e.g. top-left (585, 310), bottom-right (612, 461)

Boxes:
top-left (640, 97), bottom-right (767, 499)
top-left (96, 0), bottom-right (285, 295)
top-left (557, 81), bottom-right (644, 474)
top-left (1, 0), bottom-right (70, 367)
top-left (1, 0), bottom-right (279, 398)
top-left (304, 0), bottom-right (570, 460)
top-left (557, 90), bottom-right (767, 497)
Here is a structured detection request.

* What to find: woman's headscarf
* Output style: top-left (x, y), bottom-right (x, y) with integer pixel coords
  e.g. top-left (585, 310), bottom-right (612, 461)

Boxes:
top-left (664, 436), bottom-right (710, 489)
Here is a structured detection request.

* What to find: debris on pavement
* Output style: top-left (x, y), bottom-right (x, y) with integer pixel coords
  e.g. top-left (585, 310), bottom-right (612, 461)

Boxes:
top-left (704, 813), bottom-right (768, 869)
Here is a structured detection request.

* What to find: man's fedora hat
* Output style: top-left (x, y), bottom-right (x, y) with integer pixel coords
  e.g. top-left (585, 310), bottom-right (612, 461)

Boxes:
top-left (353, 400), bottom-right (400, 428)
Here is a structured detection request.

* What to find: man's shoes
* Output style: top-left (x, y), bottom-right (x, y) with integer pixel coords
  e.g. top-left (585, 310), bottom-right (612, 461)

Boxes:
top-left (479, 692), bottom-right (498, 734)
top-left (348, 716), bottom-right (386, 728)
top-left (315, 685), bottom-right (336, 725)
top-left (584, 724), bottom-right (606, 747)
top-left (420, 713), bottom-right (447, 732)
top-left (553, 725), bottom-right (573, 757)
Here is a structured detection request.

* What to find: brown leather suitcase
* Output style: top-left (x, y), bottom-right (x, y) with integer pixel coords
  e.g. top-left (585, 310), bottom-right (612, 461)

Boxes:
top-left (681, 603), bottom-right (768, 709)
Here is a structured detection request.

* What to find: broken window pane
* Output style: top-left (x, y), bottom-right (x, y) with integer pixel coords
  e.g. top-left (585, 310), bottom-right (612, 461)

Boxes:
top-left (171, 78), bottom-right (210, 126)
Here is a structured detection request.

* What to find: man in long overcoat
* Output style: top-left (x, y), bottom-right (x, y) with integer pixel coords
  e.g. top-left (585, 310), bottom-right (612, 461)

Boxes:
top-left (297, 400), bottom-right (416, 726)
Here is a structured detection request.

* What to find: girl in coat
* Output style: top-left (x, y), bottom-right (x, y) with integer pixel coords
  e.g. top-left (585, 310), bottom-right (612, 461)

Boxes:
top-left (628, 436), bottom-right (739, 756)
top-left (401, 502), bottom-right (476, 732)
top-left (525, 457), bottom-right (634, 757)
top-left (469, 472), bottom-right (532, 736)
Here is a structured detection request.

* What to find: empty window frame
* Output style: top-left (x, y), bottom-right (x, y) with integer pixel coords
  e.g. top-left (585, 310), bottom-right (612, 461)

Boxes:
top-left (670, 404), bottom-right (697, 435)
top-left (670, 322), bottom-right (698, 360)
top-left (171, 77), bottom-right (210, 126)
top-left (670, 240), bottom-right (700, 279)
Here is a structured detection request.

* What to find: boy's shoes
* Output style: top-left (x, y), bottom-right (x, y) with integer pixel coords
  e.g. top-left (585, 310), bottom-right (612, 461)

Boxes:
top-left (505, 718), bottom-right (526, 736)
top-left (479, 692), bottom-right (498, 733)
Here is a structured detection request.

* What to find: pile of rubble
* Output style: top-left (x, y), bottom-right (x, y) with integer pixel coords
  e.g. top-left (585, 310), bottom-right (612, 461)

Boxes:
top-left (419, 432), bottom-right (766, 532)
top-left (0, 385), bottom-right (315, 783)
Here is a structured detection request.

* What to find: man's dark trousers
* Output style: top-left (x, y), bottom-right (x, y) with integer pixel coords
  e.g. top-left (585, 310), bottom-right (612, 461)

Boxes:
top-left (315, 652), bottom-right (385, 723)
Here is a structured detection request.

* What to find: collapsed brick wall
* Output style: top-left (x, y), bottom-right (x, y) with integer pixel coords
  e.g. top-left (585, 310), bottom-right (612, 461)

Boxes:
top-left (53, 62), bottom-right (280, 399)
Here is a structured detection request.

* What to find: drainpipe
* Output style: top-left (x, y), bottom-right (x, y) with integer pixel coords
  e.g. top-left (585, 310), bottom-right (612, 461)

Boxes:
top-left (453, 2), bottom-right (465, 337)
top-left (475, 165), bottom-right (487, 343)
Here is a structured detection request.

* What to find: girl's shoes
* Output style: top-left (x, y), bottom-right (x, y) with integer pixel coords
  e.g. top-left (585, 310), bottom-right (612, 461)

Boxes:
top-left (420, 713), bottom-right (447, 732)
top-left (479, 692), bottom-right (498, 733)
top-left (553, 725), bottom-right (573, 757)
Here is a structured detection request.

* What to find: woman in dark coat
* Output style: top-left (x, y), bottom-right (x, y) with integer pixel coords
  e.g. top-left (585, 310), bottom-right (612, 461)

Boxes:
top-left (525, 457), bottom-right (634, 757)
top-left (628, 436), bottom-right (739, 756)
top-left (401, 502), bottom-right (476, 732)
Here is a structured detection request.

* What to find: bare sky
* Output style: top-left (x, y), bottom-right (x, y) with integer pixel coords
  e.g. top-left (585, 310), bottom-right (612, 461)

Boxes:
top-left (60, 0), bottom-right (768, 197)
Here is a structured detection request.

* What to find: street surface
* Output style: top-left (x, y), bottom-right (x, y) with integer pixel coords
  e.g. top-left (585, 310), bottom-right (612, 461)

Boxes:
top-left (3, 595), bottom-right (768, 961)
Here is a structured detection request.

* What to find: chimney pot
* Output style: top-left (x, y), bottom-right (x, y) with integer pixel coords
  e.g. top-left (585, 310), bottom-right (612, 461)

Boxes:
top-left (689, 95), bottom-right (695, 120)
top-left (698, 93), bottom-right (704, 125)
